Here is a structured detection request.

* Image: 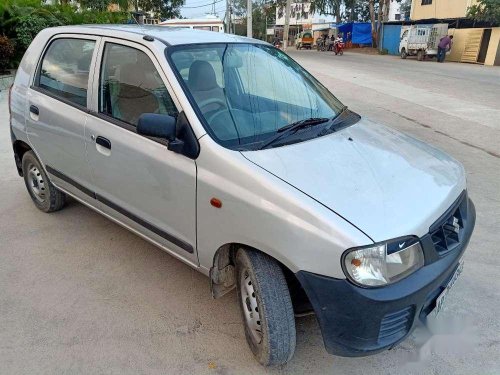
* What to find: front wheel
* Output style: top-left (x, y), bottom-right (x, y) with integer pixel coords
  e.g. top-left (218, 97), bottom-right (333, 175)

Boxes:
top-left (236, 248), bottom-right (296, 366)
top-left (400, 48), bottom-right (407, 59)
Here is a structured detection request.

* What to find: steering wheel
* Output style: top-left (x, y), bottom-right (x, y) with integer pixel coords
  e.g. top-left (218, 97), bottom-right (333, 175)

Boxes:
top-left (197, 97), bottom-right (227, 113)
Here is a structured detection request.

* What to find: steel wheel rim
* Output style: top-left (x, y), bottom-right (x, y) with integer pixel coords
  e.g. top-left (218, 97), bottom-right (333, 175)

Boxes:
top-left (27, 163), bottom-right (46, 203)
top-left (240, 268), bottom-right (262, 344)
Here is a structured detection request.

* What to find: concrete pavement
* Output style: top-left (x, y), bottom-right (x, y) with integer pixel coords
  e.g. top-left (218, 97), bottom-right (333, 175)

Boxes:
top-left (1, 51), bottom-right (499, 374)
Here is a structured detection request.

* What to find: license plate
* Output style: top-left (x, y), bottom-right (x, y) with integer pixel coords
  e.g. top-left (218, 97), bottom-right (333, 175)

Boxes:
top-left (432, 260), bottom-right (464, 318)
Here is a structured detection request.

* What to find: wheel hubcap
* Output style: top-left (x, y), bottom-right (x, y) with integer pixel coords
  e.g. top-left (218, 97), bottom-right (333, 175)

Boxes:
top-left (240, 269), bottom-right (262, 344)
top-left (27, 164), bottom-right (46, 203)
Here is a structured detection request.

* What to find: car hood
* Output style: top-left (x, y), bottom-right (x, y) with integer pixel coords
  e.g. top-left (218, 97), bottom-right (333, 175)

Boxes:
top-left (242, 118), bottom-right (466, 242)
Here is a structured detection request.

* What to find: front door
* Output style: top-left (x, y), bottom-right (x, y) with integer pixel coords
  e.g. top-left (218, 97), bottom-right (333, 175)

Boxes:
top-left (85, 38), bottom-right (198, 265)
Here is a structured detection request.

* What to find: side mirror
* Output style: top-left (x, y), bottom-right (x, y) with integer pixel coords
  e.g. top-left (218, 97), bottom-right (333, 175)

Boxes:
top-left (137, 113), bottom-right (176, 141)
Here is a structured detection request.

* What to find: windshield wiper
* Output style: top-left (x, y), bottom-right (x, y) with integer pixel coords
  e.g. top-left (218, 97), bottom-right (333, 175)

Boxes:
top-left (259, 117), bottom-right (329, 150)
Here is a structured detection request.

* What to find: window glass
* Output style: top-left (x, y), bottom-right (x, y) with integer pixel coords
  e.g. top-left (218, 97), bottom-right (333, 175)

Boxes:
top-left (169, 44), bottom-right (344, 149)
top-left (37, 38), bottom-right (95, 107)
top-left (212, 26), bottom-right (220, 32)
top-left (194, 26), bottom-right (212, 31)
top-left (99, 43), bottom-right (178, 126)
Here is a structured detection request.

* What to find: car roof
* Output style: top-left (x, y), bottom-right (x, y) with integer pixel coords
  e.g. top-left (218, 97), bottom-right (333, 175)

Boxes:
top-left (46, 24), bottom-right (267, 46)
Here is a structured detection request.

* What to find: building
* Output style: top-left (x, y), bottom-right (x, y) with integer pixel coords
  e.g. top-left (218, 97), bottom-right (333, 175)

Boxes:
top-left (271, 3), bottom-right (334, 44)
top-left (410, 0), bottom-right (478, 20)
top-left (388, 0), bottom-right (403, 21)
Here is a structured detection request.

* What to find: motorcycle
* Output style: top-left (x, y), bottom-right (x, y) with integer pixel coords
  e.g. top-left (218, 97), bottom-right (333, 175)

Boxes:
top-left (334, 40), bottom-right (344, 55)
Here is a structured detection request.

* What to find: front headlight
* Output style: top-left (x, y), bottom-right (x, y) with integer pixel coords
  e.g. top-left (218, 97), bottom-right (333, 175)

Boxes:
top-left (342, 236), bottom-right (424, 287)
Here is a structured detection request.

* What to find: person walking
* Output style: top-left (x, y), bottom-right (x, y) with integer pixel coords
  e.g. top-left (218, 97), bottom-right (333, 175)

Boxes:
top-left (437, 35), bottom-right (453, 63)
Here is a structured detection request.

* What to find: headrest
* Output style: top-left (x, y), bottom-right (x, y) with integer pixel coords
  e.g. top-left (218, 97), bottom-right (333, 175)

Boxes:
top-left (117, 58), bottom-right (160, 92)
top-left (188, 60), bottom-right (219, 92)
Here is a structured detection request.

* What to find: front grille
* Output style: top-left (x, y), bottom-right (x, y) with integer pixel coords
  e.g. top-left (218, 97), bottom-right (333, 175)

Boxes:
top-left (378, 306), bottom-right (414, 344)
top-left (429, 191), bottom-right (468, 256)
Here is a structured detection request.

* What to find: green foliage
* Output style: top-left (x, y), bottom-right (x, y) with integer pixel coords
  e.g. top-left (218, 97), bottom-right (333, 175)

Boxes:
top-left (0, 0), bottom-right (128, 67)
top-left (17, 13), bottom-right (63, 48)
top-left (0, 35), bottom-right (15, 73)
top-left (467, 0), bottom-right (500, 25)
top-left (137, 0), bottom-right (185, 18)
top-left (80, 0), bottom-right (112, 11)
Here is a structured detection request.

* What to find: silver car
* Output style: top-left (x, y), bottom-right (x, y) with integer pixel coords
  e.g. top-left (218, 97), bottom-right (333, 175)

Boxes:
top-left (9, 25), bottom-right (475, 366)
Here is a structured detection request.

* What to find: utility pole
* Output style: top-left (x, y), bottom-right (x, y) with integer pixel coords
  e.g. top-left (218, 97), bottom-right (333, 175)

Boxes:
top-left (283, 0), bottom-right (292, 50)
top-left (226, 0), bottom-right (231, 33)
top-left (247, 0), bottom-right (252, 37)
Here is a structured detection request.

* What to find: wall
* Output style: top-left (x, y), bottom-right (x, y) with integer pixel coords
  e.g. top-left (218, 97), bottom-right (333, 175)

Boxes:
top-left (484, 28), bottom-right (500, 66)
top-left (447, 27), bottom-right (500, 66)
top-left (411, 0), bottom-right (477, 20)
top-left (381, 24), bottom-right (403, 54)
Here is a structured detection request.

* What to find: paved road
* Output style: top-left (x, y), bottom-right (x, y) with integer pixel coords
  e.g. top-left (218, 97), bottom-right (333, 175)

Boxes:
top-left (1, 51), bottom-right (499, 375)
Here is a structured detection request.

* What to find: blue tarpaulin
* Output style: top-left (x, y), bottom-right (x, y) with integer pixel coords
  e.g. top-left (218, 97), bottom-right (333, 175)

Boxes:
top-left (336, 22), bottom-right (372, 45)
top-left (352, 23), bottom-right (372, 44)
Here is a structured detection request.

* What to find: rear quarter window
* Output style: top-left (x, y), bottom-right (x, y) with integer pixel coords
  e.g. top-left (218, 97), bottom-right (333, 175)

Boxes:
top-left (36, 38), bottom-right (95, 107)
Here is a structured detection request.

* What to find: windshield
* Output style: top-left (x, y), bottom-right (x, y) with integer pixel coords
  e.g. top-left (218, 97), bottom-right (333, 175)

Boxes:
top-left (168, 43), bottom-right (345, 150)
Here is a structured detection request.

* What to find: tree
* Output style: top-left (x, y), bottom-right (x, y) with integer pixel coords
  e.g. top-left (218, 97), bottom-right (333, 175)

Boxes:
top-left (310, 0), bottom-right (342, 23)
top-left (79, 0), bottom-right (111, 11)
top-left (344, 0), bottom-right (371, 22)
top-left (137, 0), bottom-right (185, 18)
top-left (369, 0), bottom-right (375, 46)
top-left (467, 0), bottom-right (500, 25)
top-left (398, 0), bottom-right (411, 20)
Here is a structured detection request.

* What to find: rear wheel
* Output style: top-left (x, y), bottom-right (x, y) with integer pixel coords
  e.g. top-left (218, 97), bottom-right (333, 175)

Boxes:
top-left (400, 48), bottom-right (407, 59)
top-left (235, 248), bottom-right (296, 366)
top-left (417, 49), bottom-right (424, 61)
top-left (22, 151), bottom-right (66, 213)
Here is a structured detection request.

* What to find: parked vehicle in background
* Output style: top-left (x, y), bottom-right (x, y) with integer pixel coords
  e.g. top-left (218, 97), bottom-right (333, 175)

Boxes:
top-left (399, 24), bottom-right (448, 61)
top-left (296, 30), bottom-right (314, 49)
top-left (10, 25), bottom-right (475, 367)
top-left (159, 16), bottom-right (224, 33)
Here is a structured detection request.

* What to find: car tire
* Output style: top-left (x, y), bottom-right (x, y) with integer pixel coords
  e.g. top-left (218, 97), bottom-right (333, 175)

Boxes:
top-left (235, 248), bottom-right (296, 366)
top-left (22, 151), bottom-right (66, 213)
top-left (400, 48), bottom-right (407, 59)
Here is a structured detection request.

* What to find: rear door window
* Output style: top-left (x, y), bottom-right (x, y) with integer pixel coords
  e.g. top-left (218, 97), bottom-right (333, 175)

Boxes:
top-left (36, 38), bottom-right (95, 107)
top-left (99, 42), bottom-right (178, 126)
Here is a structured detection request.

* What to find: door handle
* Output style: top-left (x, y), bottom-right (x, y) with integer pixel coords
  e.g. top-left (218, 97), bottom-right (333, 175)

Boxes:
top-left (96, 136), bottom-right (111, 150)
top-left (29, 105), bottom-right (39, 116)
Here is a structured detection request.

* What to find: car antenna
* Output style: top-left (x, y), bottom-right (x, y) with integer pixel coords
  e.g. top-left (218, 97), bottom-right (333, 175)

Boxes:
top-left (130, 11), bottom-right (155, 41)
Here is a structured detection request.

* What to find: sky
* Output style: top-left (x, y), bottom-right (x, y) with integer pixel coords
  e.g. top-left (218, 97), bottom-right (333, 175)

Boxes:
top-left (180, 0), bottom-right (228, 19)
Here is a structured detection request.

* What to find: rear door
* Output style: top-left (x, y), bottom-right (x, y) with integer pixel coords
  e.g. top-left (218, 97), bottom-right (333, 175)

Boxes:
top-left (26, 35), bottom-right (99, 200)
top-left (84, 38), bottom-right (198, 265)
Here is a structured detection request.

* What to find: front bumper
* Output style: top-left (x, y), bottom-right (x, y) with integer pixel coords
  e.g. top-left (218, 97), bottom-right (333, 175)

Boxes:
top-left (296, 196), bottom-right (475, 357)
